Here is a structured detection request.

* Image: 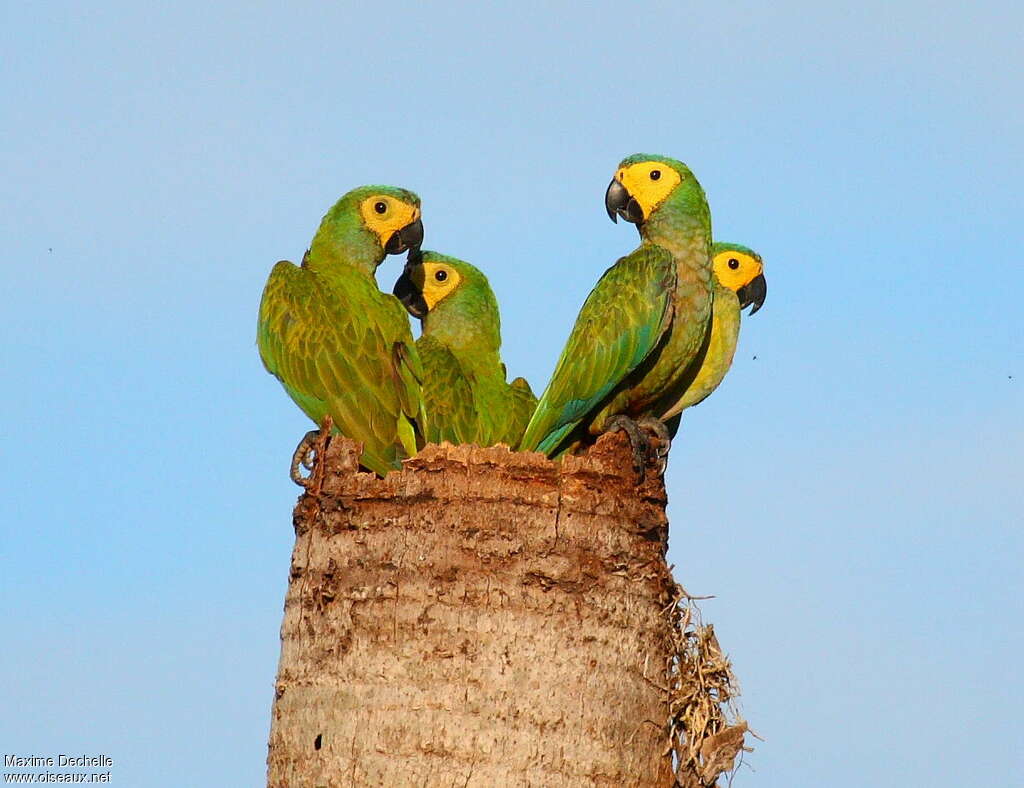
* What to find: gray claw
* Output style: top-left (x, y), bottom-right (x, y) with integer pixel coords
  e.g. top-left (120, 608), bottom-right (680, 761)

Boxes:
top-left (605, 415), bottom-right (651, 481)
top-left (637, 416), bottom-right (671, 474)
top-left (289, 430), bottom-right (320, 487)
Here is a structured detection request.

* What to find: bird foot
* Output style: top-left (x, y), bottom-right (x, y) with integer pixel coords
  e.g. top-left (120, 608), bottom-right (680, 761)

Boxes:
top-left (637, 416), bottom-right (672, 475)
top-left (289, 416), bottom-right (334, 489)
top-left (289, 430), bottom-right (320, 487)
top-left (604, 415), bottom-right (654, 481)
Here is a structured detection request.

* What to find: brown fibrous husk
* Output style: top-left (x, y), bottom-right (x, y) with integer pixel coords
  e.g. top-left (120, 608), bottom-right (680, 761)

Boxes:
top-left (664, 581), bottom-right (751, 787)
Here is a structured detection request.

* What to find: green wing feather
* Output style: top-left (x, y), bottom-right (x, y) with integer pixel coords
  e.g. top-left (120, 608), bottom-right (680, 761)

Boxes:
top-left (257, 260), bottom-right (424, 476)
top-left (499, 376), bottom-right (537, 447)
top-left (417, 335), bottom-right (478, 445)
top-left (518, 244), bottom-right (676, 456)
top-left (420, 339), bottom-right (536, 448)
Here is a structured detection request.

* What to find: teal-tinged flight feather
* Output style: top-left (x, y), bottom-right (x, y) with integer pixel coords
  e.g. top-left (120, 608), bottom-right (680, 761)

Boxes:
top-left (517, 243), bottom-right (676, 455)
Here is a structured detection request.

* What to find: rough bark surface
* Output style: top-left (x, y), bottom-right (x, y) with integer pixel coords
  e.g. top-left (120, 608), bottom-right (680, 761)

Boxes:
top-left (267, 433), bottom-right (681, 787)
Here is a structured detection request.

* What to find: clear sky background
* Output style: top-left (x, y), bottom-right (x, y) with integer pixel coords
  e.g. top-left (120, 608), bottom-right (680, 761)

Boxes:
top-left (2, 1), bottom-right (1021, 785)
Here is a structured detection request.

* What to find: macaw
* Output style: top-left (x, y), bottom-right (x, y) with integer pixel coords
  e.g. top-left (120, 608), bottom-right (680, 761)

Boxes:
top-left (519, 155), bottom-right (713, 471)
top-left (257, 185), bottom-right (426, 480)
top-left (662, 243), bottom-right (766, 436)
top-left (394, 251), bottom-right (536, 447)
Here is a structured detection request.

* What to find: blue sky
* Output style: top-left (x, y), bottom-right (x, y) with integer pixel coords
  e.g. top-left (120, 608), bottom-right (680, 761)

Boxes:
top-left (1, 1), bottom-right (1021, 784)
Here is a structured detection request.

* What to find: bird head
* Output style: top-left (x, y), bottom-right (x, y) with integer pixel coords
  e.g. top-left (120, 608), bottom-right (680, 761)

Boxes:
top-left (393, 250), bottom-right (456, 319)
top-left (309, 185), bottom-right (423, 274)
top-left (605, 154), bottom-right (704, 231)
top-left (394, 251), bottom-right (501, 350)
top-left (712, 243), bottom-right (767, 314)
top-left (350, 185), bottom-right (424, 254)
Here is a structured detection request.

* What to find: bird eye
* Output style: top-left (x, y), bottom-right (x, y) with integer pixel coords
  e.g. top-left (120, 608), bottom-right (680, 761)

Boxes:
top-left (435, 269), bottom-right (448, 282)
top-left (728, 258), bottom-right (740, 270)
top-left (650, 170), bottom-right (661, 181)
top-left (374, 201), bottom-right (387, 214)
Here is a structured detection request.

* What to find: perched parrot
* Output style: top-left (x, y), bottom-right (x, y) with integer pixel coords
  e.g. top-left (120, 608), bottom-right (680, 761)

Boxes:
top-left (662, 243), bottom-right (767, 437)
top-left (393, 251), bottom-right (536, 447)
top-left (257, 185), bottom-right (427, 480)
top-left (518, 154), bottom-right (713, 468)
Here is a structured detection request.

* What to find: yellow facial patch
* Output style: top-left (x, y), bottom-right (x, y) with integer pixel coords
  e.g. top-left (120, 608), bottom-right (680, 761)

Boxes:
top-left (358, 196), bottom-right (421, 247)
top-left (616, 161), bottom-right (683, 220)
top-left (418, 261), bottom-right (462, 311)
top-left (712, 251), bottom-right (763, 292)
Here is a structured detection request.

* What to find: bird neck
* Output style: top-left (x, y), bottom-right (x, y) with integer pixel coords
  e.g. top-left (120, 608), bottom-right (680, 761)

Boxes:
top-left (307, 211), bottom-right (383, 278)
top-left (714, 280), bottom-right (741, 318)
top-left (423, 299), bottom-right (502, 359)
top-left (641, 204), bottom-right (711, 259)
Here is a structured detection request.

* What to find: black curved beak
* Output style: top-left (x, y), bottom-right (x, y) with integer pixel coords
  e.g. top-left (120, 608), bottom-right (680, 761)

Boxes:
top-left (737, 272), bottom-right (767, 315)
top-left (384, 217), bottom-right (424, 255)
top-left (393, 260), bottom-right (428, 319)
top-left (605, 178), bottom-right (644, 225)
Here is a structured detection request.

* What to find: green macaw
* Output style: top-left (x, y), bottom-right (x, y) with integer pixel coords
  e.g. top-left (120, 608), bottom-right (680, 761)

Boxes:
top-left (518, 154), bottom-right (714, 467)
top-left (257, 185), bottom-right (427, 480)
top-left (662, 243), bottom-right (767, 437)
top-left (393, 251), bottom-right (536, 448)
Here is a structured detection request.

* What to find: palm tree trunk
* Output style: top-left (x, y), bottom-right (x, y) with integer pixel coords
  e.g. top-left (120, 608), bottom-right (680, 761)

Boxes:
top-left (267, 434), bottom-right (745, 787)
